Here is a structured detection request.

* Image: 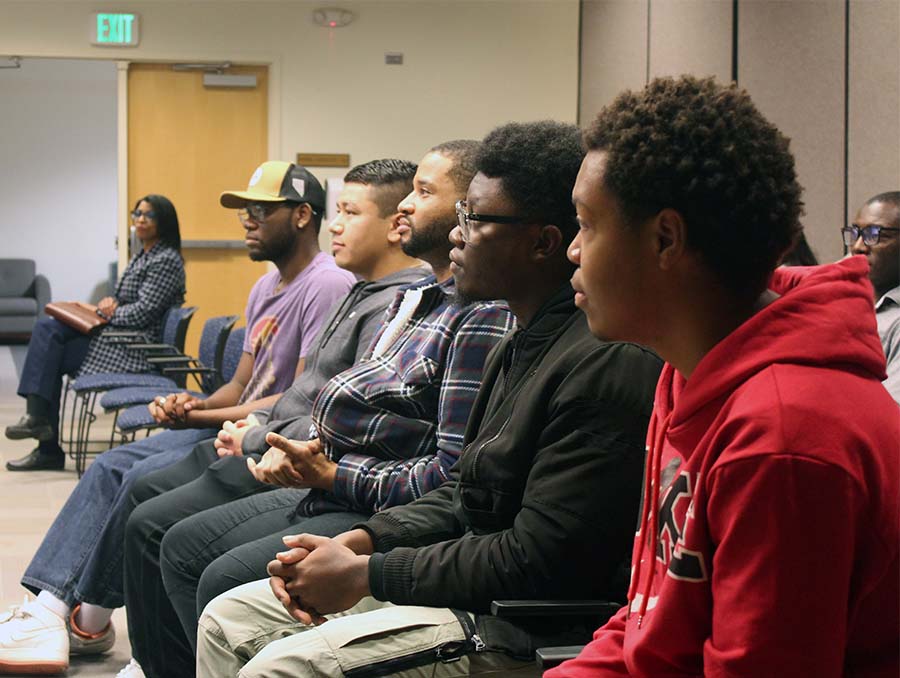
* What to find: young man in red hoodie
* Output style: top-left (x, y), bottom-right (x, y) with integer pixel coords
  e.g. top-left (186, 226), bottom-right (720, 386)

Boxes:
top-left (554, 76), bottom-right (899, 678)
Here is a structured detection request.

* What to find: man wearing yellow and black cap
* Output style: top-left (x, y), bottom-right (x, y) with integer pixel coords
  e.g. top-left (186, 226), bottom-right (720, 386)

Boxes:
top-left (151, 160), bottom-right (355, 413)
top-left (0, 161), bottom-right (356, 677)
top-left (222, 161), bottom-right (326, 212)
top-left (220, 161), bottom-right (327, 268)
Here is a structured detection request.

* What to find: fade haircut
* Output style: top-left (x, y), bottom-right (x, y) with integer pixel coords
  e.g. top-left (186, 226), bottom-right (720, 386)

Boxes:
top-left (866, 191), bottom-right (900, 226)
top-left (585, 75), bottom-right (804, 298)
top-left (344, 159), bottom-right (417, 218)
top-left (475, 121), bottom-right (584, 240)
top-left (429, 140), bottom-right (481, 194)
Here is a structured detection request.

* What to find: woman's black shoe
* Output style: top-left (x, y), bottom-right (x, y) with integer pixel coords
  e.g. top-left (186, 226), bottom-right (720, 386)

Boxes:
top-left (6, 447), bottom-right (66, 471)
top-left (4, 415), bottom-right (54, 441)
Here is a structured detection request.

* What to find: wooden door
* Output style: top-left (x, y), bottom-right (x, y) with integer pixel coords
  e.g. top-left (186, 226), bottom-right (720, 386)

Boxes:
top-left (127, 63), bottom-right (269, 358)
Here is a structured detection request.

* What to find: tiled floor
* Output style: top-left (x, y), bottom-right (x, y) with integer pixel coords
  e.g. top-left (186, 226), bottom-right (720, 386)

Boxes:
top-left (0, 345), bottom-right (133, 676)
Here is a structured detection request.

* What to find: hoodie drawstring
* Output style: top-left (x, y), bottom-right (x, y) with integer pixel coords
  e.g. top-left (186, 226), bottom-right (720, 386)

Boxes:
top-left (626, 410), bottom-right (673, 628)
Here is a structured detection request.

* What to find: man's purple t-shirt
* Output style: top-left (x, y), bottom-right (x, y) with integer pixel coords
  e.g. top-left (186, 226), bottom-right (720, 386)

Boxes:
top-left (239, 252), bottom-right (356, 403)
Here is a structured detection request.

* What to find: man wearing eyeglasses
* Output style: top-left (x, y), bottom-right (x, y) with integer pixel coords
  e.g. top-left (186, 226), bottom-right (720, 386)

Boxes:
top-left (196, 122), bottom-right (662, 678)
top-left (844, 191), bottom-right (900, 403)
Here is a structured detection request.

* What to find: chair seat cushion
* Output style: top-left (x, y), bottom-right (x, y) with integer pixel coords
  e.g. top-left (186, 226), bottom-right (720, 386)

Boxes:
top-left (115, 405), bottom-right (159, 432)
top-left (116, 401), bottom-right (201, 432)
top-left (0, 298), bottom-right (38, 316)
top-left (0, 317), bottom-right (37, 334)
top-left (72, 372), bottom-right (178, 392)
top-left (101, 387), bottom-right (204, 411)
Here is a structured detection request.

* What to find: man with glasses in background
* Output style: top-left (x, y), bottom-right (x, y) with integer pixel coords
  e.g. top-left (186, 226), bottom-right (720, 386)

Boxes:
top-left (844, 191), bottom-right (900, 403)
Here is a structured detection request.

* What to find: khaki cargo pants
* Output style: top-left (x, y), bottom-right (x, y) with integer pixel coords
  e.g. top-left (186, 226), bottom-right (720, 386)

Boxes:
top-left (197, 579), bottom-right (538, 677)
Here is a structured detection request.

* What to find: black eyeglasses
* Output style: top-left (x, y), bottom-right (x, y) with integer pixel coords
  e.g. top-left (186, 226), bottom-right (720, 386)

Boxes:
top-left (131, 209), bottom-right (156, 221)
top-left (244, 201), bottom-right (289, 223)
top-left (455, 200), bottom-right (526, 243)
top-left (841, 224), bottom-right (900, 247)
top-left (239, 201), bottom-right (312, 225)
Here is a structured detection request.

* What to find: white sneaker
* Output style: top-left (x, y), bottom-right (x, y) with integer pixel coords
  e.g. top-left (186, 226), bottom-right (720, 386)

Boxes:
top-left (0, 597), bottom-right (68, 674)
top-left (116, 658), bottom-right (146, 678)
top-left (67, 604), bottom-right (116, 655)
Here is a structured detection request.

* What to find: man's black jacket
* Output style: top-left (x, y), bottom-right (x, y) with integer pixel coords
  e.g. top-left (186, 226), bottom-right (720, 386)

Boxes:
top-left (361, 284), bottom-right (662, 653)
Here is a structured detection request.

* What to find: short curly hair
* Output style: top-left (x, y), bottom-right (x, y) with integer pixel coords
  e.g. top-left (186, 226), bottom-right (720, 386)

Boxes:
top-left (344, 158), bottom-right (417, 217)
top-left (476, 121), bottom-right (584, 239)
top-left (585, 76), bottom-right (804, 297)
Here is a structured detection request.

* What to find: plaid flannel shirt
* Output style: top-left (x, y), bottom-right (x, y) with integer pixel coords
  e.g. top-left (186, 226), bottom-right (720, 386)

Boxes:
top-left (298, 276), bottom-right (513, 516)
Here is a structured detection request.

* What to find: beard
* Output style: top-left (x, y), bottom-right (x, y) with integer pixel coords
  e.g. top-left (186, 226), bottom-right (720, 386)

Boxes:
top-left (447, 290), bottom-right (478, 308)
top-left (248, 219), bottom-right (297, 262)
top-left (401, 215), bottom-right (455, 259)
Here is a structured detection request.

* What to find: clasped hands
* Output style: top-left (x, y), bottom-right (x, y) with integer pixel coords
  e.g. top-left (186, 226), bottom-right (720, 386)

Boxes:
top-left (213, 414), bottom-right (262, 457)
top-left (147, 391), bottom-right (205, 427)
top-left (247, 433), bottom-right (338, 491)
top-left (267, 531), bottom-right (371, 626)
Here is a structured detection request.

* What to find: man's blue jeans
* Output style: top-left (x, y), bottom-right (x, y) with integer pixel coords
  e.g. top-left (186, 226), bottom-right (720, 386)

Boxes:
top-left (21, 428), bottom-right (217, 609)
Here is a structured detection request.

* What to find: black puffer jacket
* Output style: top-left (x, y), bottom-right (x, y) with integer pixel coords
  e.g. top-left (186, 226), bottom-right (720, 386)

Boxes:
top-left (363, 284), bottom-right (662, 654)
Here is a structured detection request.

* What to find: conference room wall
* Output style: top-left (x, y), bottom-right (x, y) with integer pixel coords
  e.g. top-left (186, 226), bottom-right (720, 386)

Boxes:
top-left (0, 58), bottom-right (118, 304)
top-left (580, 0), bottom-right (900, 264)
top-left (0, 0), bottom-right (580, 180)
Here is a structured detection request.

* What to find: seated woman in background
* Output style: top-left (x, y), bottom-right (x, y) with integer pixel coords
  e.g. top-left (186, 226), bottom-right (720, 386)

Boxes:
top-left (4, 194), bottom-right (185, 471)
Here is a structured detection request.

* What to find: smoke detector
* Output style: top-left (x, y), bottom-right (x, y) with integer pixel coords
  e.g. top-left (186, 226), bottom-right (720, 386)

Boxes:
top-left (313, 7), bottom-right (355, 28)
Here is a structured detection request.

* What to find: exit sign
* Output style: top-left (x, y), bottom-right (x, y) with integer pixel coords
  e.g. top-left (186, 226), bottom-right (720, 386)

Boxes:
top-left (91, 12), bottom-right (140, 46)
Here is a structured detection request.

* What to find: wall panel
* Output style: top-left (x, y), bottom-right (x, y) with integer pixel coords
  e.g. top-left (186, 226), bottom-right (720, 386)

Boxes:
top-left (738, 0), bottom-right (846, 261)
top-left (847, 0), bottom-right (900, 221)
top-left (649, 0), bottom-right (732, 81)
top-left (579, 0), bottom-right (649, 123)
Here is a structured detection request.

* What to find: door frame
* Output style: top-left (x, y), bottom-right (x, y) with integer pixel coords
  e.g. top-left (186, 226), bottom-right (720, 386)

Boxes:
top-left (114, 55), bottom-right (281, 275)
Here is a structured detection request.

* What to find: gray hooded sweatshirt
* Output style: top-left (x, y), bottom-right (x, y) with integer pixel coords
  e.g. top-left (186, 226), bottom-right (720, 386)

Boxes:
top-left (241, 266), bottom-right (429, 454)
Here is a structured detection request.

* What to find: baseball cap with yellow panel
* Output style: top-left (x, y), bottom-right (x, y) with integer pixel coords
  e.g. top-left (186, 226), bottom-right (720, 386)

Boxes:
top-left (220, 161), bottom-right (326, 213)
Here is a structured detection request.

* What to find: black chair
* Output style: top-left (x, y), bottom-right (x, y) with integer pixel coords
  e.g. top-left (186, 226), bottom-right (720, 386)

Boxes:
top-left (489, 599), bottom-right (622, 670)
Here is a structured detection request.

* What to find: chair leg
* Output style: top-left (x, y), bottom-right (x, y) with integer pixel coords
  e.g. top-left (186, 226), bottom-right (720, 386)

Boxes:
top-left (60, 380), bottom-right (77, 455)
top-left (108, 409), bottom-right (121, 449)
top-left (74, 391), bottom-right (98, 478)
top-left (70, 391), bottom-right (88, 461)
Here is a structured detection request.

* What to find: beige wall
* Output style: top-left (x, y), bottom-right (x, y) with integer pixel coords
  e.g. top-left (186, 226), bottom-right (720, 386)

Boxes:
top-left (649, 0), bottom-right (732, 81)
top-left (740, 0), bottom-right (847, 260)
top-left (579, 0), bottom-right (649, 123)
top-left (580, 0), bottom-right (732, 123)
top-left (848, 0), bottom-right (900, 221)
top-left (580, 0), bottom-right (900, 264)
top-left (0, 0), bottom-right (580, 185)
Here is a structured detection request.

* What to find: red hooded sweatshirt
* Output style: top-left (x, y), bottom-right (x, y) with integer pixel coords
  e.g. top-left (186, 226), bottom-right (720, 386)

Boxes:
top-left (547, 257), bottom-right (899, 678)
